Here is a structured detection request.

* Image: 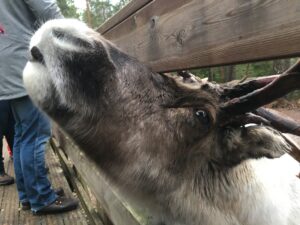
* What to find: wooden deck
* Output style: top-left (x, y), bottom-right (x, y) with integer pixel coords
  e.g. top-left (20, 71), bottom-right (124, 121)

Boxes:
top-left (0, 141), bottom-right (89, 225)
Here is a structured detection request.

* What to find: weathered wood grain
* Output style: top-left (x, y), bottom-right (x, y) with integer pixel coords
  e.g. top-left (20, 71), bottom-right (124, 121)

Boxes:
top-left (0, 143), bottom-right (88, 225)
top-left (51, 141), bottom-right (103, 225)
top-left (97, 0), bottom-right (153, 34)
top-left (100, 0), bottom-right (300, 72)
top-left (51, 130), bottom-right (148, 225)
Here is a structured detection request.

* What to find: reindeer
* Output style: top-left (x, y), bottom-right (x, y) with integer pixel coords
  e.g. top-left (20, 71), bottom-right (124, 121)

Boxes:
top-left (23, 19), bottom-right (300, 225)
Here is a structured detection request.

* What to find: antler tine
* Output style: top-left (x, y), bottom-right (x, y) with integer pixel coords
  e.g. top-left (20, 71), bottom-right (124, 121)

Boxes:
top-left (220, 60), bottom-right (300, 115)
top-left (222, 75), bottom-right (279, 99)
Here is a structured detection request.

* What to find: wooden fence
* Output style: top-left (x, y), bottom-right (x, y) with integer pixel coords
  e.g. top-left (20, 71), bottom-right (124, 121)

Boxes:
top-left (52, 1), bottom-right (300, 224)
top-left (98, 0), bottom-right (300, 72)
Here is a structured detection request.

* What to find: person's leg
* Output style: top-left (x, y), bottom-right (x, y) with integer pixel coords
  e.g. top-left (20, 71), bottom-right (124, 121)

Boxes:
top-left (10, 96), bottom-right (57, 211)
top-left (0, 100), bottom-right (14, 185)
top-left (0, 100), bottom-right (9, 174)
top-left (5, 108), bottom-right (15, 155)
top-left (0, 135), bottom-right (14, 185)
top-left (0, 133), bottom-right (4, 174)
top-left (11, 105), bottom-right (28, 201)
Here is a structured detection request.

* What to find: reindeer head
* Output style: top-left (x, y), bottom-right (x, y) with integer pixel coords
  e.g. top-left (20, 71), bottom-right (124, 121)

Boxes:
top-left (23, 19), bottom-right (298, 191)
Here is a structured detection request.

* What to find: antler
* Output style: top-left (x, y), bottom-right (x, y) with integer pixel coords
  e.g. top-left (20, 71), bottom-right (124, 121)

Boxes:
top-left (221, 75), bottom-right (280, 99)
top-left (218, 60), bottom-right (300, 163)
top-left (218, 60), bottom-right (300, 132)
top-left (177, 63), bottom-right (300, 162)
top-left (220, 60), bottom-right (300, 115)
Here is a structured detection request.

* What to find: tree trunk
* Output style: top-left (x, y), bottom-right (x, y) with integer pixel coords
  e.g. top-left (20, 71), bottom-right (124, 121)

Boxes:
top-left (221, 65), bottom-right (235, 82)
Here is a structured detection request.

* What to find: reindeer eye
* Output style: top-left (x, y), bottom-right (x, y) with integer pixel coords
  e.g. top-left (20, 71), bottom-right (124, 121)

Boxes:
top-left (195, 109), bottom-right (210, 125)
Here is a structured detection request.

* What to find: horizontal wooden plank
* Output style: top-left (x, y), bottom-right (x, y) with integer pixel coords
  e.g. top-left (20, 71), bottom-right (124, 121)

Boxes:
top-left (97, 0), bottom-right (153, 34)
top-left (51, 127), bottom-right (148, 225)
top-left (100, 0), bottom-right (300, 72)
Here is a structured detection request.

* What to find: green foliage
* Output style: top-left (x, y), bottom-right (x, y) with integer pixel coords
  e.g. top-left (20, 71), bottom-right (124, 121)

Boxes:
top-left (56, 0), bottom-right (80, 18)
top-left (83, 0), bottom-right (131, 28)
top-left (191, 58), bottom-right (299, 100)
top-left (115, 0), bottom-right (131, 10)
top-left (57, 0), bottom-right (131, 28)
top-left (82, 0), bottom-right (114, 28)
top-left (191, 58), bottom-right (298, 83)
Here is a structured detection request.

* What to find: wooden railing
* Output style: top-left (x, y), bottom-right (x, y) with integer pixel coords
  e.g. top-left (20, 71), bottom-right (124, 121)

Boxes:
top-left (52, 1), bottom-right (300, 224)
top-left (99, 0), bottom-right (300, 72)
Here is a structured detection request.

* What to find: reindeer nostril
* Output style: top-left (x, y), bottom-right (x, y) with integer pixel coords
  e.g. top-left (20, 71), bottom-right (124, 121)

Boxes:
top-left (30, 46), bottom-right (44, 63)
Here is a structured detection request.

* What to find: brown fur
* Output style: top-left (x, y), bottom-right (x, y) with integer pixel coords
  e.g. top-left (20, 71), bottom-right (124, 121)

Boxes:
top-left (23, 19), bottom-right (299, 225)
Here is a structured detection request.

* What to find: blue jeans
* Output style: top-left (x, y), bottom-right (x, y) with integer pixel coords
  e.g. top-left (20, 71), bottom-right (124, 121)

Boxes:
top-left (10, 96), bottom-right (57, 212)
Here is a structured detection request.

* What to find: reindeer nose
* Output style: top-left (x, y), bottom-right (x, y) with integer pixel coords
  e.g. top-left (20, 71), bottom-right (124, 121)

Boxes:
top-left (29, 46), bottom-right (44, 63)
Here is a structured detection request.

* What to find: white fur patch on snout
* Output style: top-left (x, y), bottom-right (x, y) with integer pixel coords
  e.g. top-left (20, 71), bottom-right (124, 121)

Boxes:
top-left (30, 19), bottom-right (94, 52)
top-left (23, 61), bottom-right (52, 104)
top-left (24, 19), bottom-right (100, 108)
top-left (52, 37), bottom-right (90, 53)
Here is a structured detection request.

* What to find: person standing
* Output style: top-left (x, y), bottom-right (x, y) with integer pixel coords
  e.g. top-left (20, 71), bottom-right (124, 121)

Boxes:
top-left (0, 0), bottom-right (78, 214)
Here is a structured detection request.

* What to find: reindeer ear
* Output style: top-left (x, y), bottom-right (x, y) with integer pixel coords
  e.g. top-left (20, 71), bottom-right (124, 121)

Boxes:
top-left (215, 126), bottom-right (290, 167)
top-left (162, 71), bottom-right (207, 90)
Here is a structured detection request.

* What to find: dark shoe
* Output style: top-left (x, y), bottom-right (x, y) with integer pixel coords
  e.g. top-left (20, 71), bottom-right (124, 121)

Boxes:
top-left (45, 166), bottom-right (49, 174)
top-left (21, 202), bottom-right (31, 210)
top-left (0, 173), bottom-right (14, 185)
top-left (33, 196), bottom-right (78, 215)
top-left (54, 187), bottom-right (65, 197)
top-left (21, 187), bottom-right (65, 210)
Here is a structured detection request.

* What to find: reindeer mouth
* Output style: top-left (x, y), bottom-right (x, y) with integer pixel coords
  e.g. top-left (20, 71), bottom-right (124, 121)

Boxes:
top-left (216, 61), bottom-right (300, 161)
